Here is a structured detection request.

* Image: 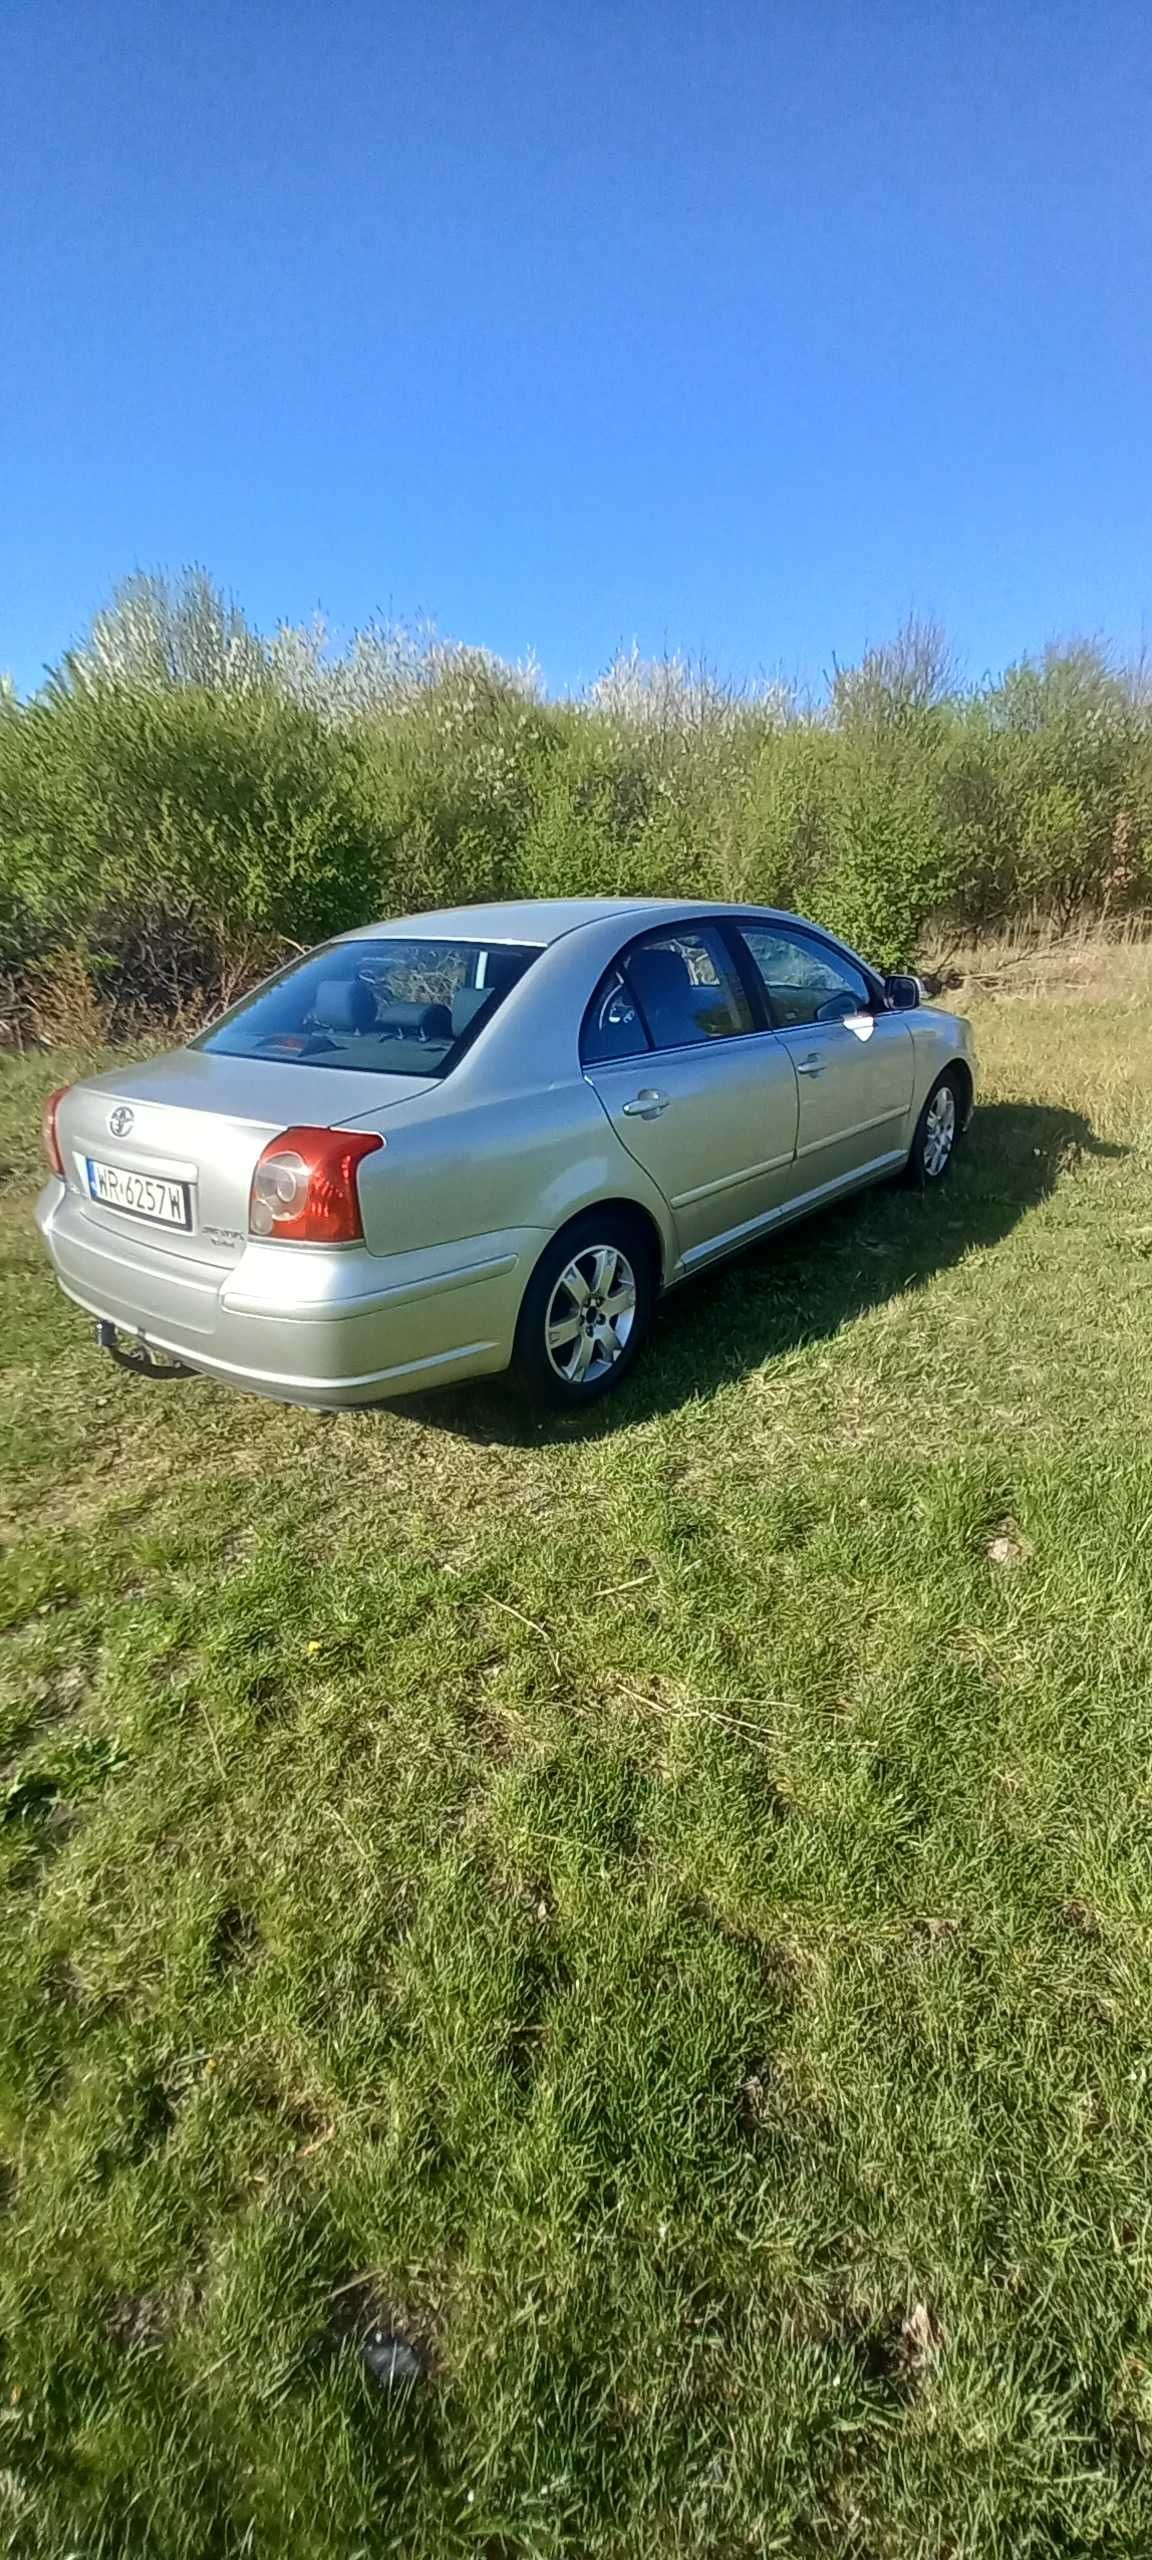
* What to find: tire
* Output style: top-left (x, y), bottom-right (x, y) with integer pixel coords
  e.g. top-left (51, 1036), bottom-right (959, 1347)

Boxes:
top-left (511, 1211), bottom-right (656, 1411)
top-left (905, 1069), bottom-right (963, 1187)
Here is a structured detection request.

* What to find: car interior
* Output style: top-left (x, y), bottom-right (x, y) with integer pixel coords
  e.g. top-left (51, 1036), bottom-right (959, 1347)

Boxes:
top-left (581, 923), bottom-right (872, 1063)
top-left (198, 940), bottom-right (538, 1077)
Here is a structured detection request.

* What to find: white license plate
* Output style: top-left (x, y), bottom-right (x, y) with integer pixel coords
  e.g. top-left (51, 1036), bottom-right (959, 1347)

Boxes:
top-left (86, 1159), bottom-right (192, 1229)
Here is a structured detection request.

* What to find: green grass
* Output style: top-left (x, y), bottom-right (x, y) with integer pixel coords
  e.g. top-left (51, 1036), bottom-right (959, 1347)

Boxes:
top-left (3, 978), bottom-right (1152, 2558)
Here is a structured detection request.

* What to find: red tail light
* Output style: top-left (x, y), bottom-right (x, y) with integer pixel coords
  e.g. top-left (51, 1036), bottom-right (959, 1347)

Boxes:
top-left (249, 1126), bottom-right (383, 1244)
top-left (42, 1085), bottom-right (70, 1177)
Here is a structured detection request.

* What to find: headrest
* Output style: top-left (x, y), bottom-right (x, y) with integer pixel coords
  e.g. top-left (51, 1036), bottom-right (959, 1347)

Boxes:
top-left (311, 976), bottom-right (377, 1033)
top-left (629, 945), bottom-right (694, 1005)
top-left (375, 999), bottom-right (453, 1042)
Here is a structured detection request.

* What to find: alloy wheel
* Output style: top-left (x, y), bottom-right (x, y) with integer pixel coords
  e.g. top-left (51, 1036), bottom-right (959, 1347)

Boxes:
top-left (923, 1082), bottom-right (957, 1177)
top-left (544, 1243), bottom-right (638, 1385)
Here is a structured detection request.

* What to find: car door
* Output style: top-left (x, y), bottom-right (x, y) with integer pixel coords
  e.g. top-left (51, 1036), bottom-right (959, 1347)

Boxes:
top-left (581, 922), bottom-right (799, 1264)
top-left (733, 923), bottom-right (915, 1192)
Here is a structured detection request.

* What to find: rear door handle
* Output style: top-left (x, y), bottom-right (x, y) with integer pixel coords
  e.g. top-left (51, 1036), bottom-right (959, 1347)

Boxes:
top-left (622, 1088), bottom-right (671, 1118)
top-left (796, 1055), bottom-right (823, 1077)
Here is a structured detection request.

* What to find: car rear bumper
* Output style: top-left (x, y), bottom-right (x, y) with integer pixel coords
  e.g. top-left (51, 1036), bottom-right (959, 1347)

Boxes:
top-left (36, 1182), bottom-right (541, 1404)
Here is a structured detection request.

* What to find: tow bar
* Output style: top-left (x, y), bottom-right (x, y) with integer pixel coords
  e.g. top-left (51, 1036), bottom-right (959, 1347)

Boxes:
top-left (96, 1319), bottom-right (192, 1382)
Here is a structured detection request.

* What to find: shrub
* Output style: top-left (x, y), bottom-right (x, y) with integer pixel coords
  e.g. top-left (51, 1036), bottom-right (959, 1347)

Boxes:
top-left (2, 578), bottom-right (1150, 1029)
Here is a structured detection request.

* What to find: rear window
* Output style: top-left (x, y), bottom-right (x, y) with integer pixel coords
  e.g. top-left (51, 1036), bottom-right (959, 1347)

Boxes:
top-left (195, 938), bottom-right (540, 1078)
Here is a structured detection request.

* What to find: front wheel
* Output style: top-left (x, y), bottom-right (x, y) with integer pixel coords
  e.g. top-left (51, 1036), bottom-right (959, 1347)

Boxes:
top-left (511, 1213), bottom-right (655, 1410)
top-left (906, 1070), bottom-right (962, 1187)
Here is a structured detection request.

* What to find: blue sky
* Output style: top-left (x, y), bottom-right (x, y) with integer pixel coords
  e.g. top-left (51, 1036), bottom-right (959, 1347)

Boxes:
top-left (3, 0), bottom-right (1151, 697)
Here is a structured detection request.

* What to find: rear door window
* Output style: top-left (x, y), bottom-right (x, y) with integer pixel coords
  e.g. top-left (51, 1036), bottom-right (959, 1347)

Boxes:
top-left (624, 925), bottom-right (754, 1051)
top-left (581, 964), bottom-right (651, 1064)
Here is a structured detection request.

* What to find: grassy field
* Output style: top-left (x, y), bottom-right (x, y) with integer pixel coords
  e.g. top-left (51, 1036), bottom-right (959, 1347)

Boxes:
top-left (3, 954), bottom-right (1152, 2558)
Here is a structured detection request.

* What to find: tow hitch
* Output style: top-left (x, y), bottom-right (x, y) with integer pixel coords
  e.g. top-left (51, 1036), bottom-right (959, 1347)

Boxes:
top-left (96, 1319), bottom-right (192, 1382)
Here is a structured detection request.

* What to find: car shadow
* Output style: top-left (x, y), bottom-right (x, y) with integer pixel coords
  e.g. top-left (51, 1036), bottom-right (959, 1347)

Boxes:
top-left (390, 1103), bottom-right (1123, 1448)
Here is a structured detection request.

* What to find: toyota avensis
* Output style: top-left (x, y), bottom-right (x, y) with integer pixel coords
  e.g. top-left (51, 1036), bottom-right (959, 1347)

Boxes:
top-left (36, 899), bottom-right (976, 1411)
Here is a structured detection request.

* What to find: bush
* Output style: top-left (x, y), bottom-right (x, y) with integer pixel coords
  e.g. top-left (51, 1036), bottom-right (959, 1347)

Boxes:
top-left (2, 577), bottom-right (1150, 1029)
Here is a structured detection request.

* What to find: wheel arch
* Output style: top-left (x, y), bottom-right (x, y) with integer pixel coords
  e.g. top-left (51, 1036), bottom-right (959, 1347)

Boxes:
top-left (944, 1056), bottom-right (974, 1122)
top-left (525, 1196), bottom-right (668, 1302)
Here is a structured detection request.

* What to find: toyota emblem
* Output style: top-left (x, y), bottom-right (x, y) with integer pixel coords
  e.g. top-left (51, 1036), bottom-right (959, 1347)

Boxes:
top-left (108, 1105), bottom-right (134, 1139)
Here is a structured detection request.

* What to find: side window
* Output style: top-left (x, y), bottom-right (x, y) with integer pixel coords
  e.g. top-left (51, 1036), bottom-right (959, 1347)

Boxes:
top-left (581, 963), bottom-right (651, 1065)
top-left (737, 927), bottom-right (873, 1031)
top-left (626, 925), bottom-right (754, 1051)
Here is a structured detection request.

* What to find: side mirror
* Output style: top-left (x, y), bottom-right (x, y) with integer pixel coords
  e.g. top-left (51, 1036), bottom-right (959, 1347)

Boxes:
top-left (884, 973), bottom-right (923, 1011)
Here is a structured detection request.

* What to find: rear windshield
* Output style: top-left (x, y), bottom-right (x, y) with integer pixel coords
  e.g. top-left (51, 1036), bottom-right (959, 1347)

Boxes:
top-left (195, 938), bottom-right (540, 1078)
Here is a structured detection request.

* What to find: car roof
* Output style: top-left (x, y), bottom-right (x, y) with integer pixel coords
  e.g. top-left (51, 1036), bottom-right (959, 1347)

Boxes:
top-left (346, 898), bottom-right (685, 947)
top-left (343, 897), bottom-right (848, 949)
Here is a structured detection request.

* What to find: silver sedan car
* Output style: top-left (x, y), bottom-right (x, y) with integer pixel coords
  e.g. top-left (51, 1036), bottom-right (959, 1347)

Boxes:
top-left (36, 898), bottom-right (975, 1411)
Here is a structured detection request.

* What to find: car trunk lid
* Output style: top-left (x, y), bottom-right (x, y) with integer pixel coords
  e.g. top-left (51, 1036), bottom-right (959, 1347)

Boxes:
top-left (55, 1052), bottom-right (431, 1270)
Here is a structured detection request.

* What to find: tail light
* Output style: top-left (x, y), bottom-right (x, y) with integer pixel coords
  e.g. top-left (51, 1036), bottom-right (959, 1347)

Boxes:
top-left (249, 1126), bottom-right (383, 1244)
top-left (42, 1085), bottom-right (70, 1177)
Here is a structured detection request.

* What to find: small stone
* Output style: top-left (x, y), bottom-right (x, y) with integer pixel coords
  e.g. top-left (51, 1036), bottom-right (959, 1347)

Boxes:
top-left (986, 1521), bottom-right (1032, 1568)
top-left (329, 2277), bottom-right (434, 2390)
top-left (360, 2325), bottom-right (426, 2389)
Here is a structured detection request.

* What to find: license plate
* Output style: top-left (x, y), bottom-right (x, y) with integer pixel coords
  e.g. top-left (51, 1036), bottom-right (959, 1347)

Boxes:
top-left (86, 1159), bottom-right (192, 1229)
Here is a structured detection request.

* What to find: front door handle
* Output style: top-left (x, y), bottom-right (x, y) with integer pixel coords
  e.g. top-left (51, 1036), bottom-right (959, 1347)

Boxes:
top-left (796, 1055), bottom-right (823, 1077)
top-left (622, 1088), bottom-right (671, 1119)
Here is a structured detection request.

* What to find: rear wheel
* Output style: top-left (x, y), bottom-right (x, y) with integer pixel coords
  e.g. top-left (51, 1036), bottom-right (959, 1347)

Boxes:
top-left (512, 1212), bottom-right (655, 1410)
top-left (906, 1070), bottom-right (962, 1186)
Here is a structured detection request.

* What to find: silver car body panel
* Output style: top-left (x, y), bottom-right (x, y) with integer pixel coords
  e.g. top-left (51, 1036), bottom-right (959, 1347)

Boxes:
top-left (585, 1029), bottom-right (800, 1263)
top-left (774, 1012), bottom-right (915, 1185)
top-left (35, 898), bottom-right (977, 1404)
